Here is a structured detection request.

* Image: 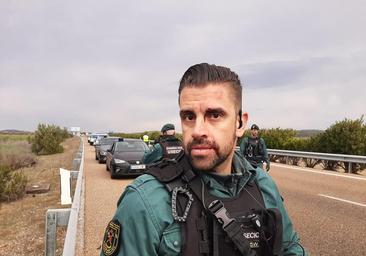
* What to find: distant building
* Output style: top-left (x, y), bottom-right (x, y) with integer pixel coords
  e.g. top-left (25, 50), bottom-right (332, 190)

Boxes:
top-left (70, 127), bottom-right (81, 136)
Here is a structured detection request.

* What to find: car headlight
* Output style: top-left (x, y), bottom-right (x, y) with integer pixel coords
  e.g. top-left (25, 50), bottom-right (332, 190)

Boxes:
top-left (114, 159), bottom-right (127, 164)
top-left (100, 151), bottom-right (106, 156)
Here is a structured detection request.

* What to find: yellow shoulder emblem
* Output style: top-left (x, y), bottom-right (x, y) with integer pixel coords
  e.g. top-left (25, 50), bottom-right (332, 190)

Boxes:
top-left (102, 219), bottom-right (121, 256)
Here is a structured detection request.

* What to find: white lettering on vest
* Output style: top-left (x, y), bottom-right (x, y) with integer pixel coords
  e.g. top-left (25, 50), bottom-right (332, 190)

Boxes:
top-left (243, 232), bottom-right (259, 239)
top-left (166, 146), bottom-right (183, 154)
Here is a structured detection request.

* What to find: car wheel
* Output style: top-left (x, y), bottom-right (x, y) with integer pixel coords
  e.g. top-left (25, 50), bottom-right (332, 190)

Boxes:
top-left (95, 154), bottom-right (98, 160)
top-left (98, 158), bottom-right (103, 164)
top-left (110, 166), bottom-right (117, 179)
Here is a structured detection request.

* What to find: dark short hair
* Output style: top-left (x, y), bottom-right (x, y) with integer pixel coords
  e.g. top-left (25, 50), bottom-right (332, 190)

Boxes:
top-left (178, 63), bottom-right (242, 111)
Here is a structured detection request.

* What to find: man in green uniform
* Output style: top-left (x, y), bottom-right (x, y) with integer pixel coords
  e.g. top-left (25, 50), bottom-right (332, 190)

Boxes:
top-left (101, 63), bottom-right (306, 256)
top-left (240, 124), bottom-right (270, 171)
top-left (142, 123), bottom-right (183, 164)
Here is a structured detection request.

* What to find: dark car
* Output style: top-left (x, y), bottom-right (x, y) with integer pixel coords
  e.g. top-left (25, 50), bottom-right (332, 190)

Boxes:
top-left (106, 138), bottom-right (149, 178)
top-left (95, 137), bottom-right (120, 163)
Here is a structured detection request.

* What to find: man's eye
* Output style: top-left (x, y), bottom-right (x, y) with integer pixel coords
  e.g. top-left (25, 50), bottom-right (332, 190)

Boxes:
top-left (183, 114), bottom-right (195, 121)
top-left (209, 112), bottom-right (221, 119)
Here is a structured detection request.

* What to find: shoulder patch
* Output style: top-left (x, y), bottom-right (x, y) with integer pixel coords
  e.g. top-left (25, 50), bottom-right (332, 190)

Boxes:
top-left (102, 219), bottom-right (121, 256)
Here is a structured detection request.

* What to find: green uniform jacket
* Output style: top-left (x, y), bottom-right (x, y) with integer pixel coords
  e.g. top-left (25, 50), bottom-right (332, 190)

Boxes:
top-left (101, 153), bottom-right (306, 256)
top-left (142, 143), bottom-right (163, 164)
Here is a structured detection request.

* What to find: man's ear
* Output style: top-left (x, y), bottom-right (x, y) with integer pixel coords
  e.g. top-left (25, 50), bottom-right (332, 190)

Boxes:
top-left (236, 111), bottom-right (248, 137)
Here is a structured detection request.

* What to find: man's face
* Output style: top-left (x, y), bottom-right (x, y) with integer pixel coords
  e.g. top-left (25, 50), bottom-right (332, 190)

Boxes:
top-left (179, 83), bottom-right (246, 174)
top-left (251, 129), bottom-right (259, 138)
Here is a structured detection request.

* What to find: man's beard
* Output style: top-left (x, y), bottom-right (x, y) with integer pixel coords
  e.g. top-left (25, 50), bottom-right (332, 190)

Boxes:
top-left (185, 133), bottom-right (236, 172)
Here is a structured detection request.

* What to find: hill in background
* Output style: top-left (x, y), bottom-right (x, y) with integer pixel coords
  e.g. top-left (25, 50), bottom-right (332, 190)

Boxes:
top-left (0, 129), bottom-right (32, 134)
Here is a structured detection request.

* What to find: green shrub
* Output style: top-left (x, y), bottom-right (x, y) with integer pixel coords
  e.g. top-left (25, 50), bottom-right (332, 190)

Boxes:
top-left (0, 165), bottom-right (27, 202)
top-left (314, 116), bottom-right (366, 173)
top-left (283, 137), bottom-right (310, 151)
top-left (315, 116), bottom-right (366, 156)
top-left (30, 124), bottom-right (69, 155)
top-left (240, 128), bottom-right (297, 149)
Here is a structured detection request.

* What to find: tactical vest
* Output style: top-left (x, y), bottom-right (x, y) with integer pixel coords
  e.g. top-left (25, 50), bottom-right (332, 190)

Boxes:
top-left (159, 136), bottom-right (183, 160)
top-left (147, 153), bottom-right (283, 256)
top-left (244, 137), bottom-right (264, 165)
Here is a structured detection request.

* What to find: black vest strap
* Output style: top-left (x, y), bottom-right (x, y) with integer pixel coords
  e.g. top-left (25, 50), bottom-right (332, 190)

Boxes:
top-left (188, 176), bottom-right (257, 256)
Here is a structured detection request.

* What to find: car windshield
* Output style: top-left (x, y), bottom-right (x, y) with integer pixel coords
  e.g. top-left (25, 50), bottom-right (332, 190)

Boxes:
top-left (101, 138), bottom-right (118, 145)
top-left (115, 141), bottom-right (148, 152)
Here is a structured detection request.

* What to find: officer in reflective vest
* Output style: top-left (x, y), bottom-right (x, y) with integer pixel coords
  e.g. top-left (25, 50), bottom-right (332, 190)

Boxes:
top-left (240, 124), bottom-right (270, 171)
top-left (101, 63), bottom-right (306, 256)
top-left (142, 134), bottom-right (149, 144)
top-left (142, 123), bottom-right (183, 164)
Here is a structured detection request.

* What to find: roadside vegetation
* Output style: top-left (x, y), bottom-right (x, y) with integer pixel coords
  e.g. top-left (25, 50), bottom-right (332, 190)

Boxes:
top-left (0, 134), bottom-right (32, 201)
top-left (250, 117), bottom-right (366, 173)
top-left (0, 133), bottom-right (80, 255)
top-left (29, 124), bottom-right (71, 155)
top-left (0, 124), bottom-right (71, 202)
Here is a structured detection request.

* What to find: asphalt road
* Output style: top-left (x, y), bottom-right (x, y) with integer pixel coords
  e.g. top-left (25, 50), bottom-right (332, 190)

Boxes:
top-left (83, 141), bottom-right (366, 255)
top-left (270, 163), bottom-right (366, 255)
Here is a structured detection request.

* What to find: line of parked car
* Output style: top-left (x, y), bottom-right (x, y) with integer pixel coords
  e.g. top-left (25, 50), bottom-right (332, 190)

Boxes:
top-left (87, 134), bottom-right (149, 179)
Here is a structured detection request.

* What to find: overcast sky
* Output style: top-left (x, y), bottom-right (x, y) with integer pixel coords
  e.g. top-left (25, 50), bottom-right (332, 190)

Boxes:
top-left (1, 0), bottom-right (365, 133)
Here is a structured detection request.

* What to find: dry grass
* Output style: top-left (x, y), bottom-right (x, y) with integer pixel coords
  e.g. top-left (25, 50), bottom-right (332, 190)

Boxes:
top-left (0, 136), bottom-right (80, 256)
top-left (0, 134), bottom-right (31, 142)
top-left (0, 135), bottom-right (36, 170)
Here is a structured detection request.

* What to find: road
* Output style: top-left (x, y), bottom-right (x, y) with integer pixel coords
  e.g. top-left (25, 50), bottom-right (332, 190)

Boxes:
top-left (83, 141), bottom-right (366, 255)
top-left (270, 163), bottom-right (366, 255)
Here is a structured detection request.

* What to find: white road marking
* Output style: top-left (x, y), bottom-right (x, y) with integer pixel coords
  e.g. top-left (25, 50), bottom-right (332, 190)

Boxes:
top-left (271, 163), bottom-right (366, 181)
top-left (318, 194), bottom-right (366, 207)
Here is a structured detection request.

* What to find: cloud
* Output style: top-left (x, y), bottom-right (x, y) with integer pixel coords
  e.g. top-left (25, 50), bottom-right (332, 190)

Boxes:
top-left (1, 1), bottom-right (366, 132)
top-left (243, 54), bottom-right (366, 129)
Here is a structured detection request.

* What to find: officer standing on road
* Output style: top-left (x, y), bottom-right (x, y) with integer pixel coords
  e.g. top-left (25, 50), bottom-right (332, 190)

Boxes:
top-left (100, 63), bottom-right (306, 256)
top-left (142, 123), bottom-right (183, 164)
top-left (240, 124), bottom-right (270, 171)
top-left (142, 134), bottom-right (149, 144)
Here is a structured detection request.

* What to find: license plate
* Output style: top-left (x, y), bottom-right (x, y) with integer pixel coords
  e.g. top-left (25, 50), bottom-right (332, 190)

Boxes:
top-left (131, 164), bottom-right (145, 170)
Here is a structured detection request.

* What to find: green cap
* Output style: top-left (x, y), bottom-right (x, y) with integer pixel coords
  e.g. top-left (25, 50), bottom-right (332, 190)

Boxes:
top-left (251, 124), bottom-right (259, 130)
top-left (161, 123), bottom-right (175, 132)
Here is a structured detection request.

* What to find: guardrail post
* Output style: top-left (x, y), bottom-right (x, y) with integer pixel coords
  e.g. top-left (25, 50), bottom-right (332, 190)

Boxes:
top-left (348, 162), bottom-right (352, 173)
top-left (45, 210), bottom-right (57, 256)
top-left (72, 158), bottom-right (81, 171)
top-left (45, 209), bottom-right (71, 256)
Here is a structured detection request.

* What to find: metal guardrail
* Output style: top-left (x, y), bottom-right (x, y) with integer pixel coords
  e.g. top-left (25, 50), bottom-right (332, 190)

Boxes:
top-left (62, 139), bottom-right (85, 256)
top-left (45, 138), bottom-right (84, 256)
top-left (267, 149), bottom-right (366, 172)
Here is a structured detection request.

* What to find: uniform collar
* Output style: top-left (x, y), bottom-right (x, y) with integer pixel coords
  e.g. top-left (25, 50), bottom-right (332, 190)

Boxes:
top-left (195, 151), bottom-right (256, 197)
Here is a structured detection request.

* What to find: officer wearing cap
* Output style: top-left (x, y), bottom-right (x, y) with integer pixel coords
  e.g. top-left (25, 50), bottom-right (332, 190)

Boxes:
top-left (240, 124), bottom-right (270, 171)
top-left (101, 63), bottom-right (306, 256)
top-left (142, 123), bottom-right (183, 164)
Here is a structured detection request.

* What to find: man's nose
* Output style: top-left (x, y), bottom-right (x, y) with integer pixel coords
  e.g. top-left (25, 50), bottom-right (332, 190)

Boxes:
top-left (192, 116), bottom-right (208, 138)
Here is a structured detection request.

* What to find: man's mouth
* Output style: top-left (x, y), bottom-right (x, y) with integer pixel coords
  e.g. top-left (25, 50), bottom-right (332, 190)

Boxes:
top-left (190, 145), bottom-right (214, 155)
